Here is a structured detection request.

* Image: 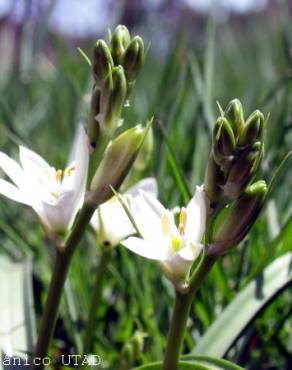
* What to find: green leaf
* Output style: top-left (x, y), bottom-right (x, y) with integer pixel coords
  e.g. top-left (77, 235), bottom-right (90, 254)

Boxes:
top-left (135, 355), bottom-right (244, 369)
top-left (0, 255), bottom-right (35, 367)
top-left (194, 253), bottom-right (292, 357)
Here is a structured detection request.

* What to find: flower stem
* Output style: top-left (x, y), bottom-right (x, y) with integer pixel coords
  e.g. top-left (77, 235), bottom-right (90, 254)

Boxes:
top-left (32, 204), bottom-right (96, 370)
top-left (162, 255), bottom-right (216, 370)
top-left (83, 249), bottom-right (111, 355)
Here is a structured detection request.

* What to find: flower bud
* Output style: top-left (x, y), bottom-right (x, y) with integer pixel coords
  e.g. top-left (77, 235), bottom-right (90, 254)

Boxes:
top-left (87, 87), bottom-right (101, 147)
top-left (100, 66), bottom-right (127, 133)
top-left (88, 125), bottom-right (146, 205)
top-left (110, 25), bottom-right (131, 65)
top-left (224, 99), bottom-right (244, 136)
top-left (238, 110), bottom-right (265, 148)
top-left (204, 153), bottom-right (224, 210)
top-left (213, 117), bottom-right (236, 166)
top-left (223, 143), bottom-right (262, 200)
top-left (133, 125), bottom-right (153, 172)
top-left (123, 36), bottom-right (145, 83)
top-left (93, 40), bottom-right (114, 87)
top-left (208, 180), bottom-right (267, 256)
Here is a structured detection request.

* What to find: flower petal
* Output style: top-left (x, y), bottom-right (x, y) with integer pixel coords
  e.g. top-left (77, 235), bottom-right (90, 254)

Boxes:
top-left (0, 152), bottom-right (25, 188)
top-left (122, 236), bottom-right (168, 260)
top-left (139, 189), bottom-right (166, 217)
top-left (34, 191), bottom-right (76, 234)
top-left (0, 179), bottom-right (30, 205)
top-left (129, 194), bottom-right (164, 241)
top-left (185, 185), bottom-right (207, 243)
top-left (72, 125), bottom-right (89, 196)
top-left (127, 177), bottom-right (158, 198)
top-left (19, 146), bottom-right (50, 177)
top-left (90, 196), bottom-right (135, 247)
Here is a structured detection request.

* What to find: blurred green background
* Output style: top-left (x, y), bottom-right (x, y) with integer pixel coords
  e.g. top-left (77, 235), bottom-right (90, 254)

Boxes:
top-left (0, 1), bottom-right (291, 369)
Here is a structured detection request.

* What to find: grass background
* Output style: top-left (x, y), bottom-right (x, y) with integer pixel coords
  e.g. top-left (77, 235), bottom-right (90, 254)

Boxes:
top-left (0, 2), bottom-right (291, 369)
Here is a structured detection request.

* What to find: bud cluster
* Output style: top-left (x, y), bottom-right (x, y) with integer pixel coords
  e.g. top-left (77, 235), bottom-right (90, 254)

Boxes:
top-left (89, 25), bottom-right (145, 148)
top-left (86, 25), bottom-right (149, 207)
top-left (204, 99), bottom-right (267, 256)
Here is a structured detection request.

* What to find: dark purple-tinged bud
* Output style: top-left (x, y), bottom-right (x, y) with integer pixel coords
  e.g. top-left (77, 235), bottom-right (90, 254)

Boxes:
top-left (123, 36), bottom-right (145, 83)
top-left (204, 153), bottom-right (224, 211)
top-left (99, 65), bottom-right (127, 133)
top-left (93, 40), bottom-right (114, 87)
top-left (110, 25), bottom-right (131, 65)
top-left (88, 86), bottom-right (101, 146)
top-left (239, 110), bottom-right (265, 148)
top-left (223, 142), bottom-right (262, 200)
top-left (213, 117), bottom-right (236, 167)
top-left (224, 99), bottom-right (244, 137)
top-left (208, 180), bottom-right (267, 256)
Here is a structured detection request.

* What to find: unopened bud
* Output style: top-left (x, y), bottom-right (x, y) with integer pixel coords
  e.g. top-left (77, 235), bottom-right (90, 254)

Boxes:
top-left (204, 153), bottom-right (224, 210)
top-left (239, 110), bottom-right (265, 148)
top-left (123, 36), bottom-right (145, 82)
top-left (100, 66), bottom-right (127, 132)
top-left (208, 180), bottom-right (267, 256)
top-left (88, 87), bottom-right (101, 146)
top-left (111, 25), bottom-right (131, 65)
top-left (224, 99), bottom-right (244, 136)
top-left (88, 125), bottom-right (146, 205)
top-left (223, 143), bottom-right (262, 200)
top-left (93, 40), bottom-right (114, 87)
top-left (133, 125), bottom-right (153, 172)
top-left (213, 117), bottom-right (236, 166)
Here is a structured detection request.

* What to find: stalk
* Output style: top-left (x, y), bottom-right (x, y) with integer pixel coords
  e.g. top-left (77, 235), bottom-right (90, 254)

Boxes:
top-left (32, 204), bottom-right (96, 370)
top-left (162, 255), bottom-right (216, 370)
top-left (83, 249), bottom-right (111, 355)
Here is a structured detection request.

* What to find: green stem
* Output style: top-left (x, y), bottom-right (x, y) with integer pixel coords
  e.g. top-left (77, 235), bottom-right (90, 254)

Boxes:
top-left (162, 255), bottom-right (216, 370)
top-left (32, 204), bottom-right (96, 370)
top-left (83, 249), bottom-right (111, 355)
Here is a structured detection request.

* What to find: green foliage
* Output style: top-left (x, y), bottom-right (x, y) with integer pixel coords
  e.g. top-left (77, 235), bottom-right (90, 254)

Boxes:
top-left (0, 5), bottom-right (291, 370)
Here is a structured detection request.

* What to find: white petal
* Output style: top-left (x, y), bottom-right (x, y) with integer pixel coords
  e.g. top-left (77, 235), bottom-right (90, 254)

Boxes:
top-left (128, 177), bottom-right (158, 198)
top-left (166, 243), bottom-right (203, 280)
top-left (19, 146), bottom-right (50, 177)
top-left (34, 191), bottom-right (76, 233)
top-left (0, 152), bottom-right (25, 188)
top-left (139, 190), bottom-right (166, 217)
top-left (122, 236), bottom-right (168, 260)
top-left (90, 196), bottom-right (135, 247)
top-left (129, 194), bottom-right (164, 241)
top-left (70, 126), bottom-right (89, 206)
top-left (0, 179), bottom-right (30, 205)
top-left (185, 185), bottom-right (207, 243)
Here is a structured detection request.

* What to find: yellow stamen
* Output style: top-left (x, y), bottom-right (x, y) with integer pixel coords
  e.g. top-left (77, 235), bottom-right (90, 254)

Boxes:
top-left (178, 208), bottom-right (187, 235)
top-left (55, 169), bottom-right (63, 183)
top-left (64, 164), bottom-right (76, 177)
top-left (161, 214), bottom-right (171, 236)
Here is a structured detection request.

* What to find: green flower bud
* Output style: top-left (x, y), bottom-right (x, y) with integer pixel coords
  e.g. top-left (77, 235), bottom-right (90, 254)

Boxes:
top-left (100, 66), bottom-right (127, 132)
top-left (223, 143), bottom-right (262, 200)
top-left (88, 125), bottom-right (146, 205)
top-left (208, 180), bottom-right (267, 256)
top-left (213, 117), bottom-right (236, 166)
top-left (224, 98), bottom-right (244, 136)
top-left (93, 40), bottom-right (114, 87)
top-left (204, 153), bottom-right (224, 210)
top-left (111, 25), bottom-right (131, 65)
top-left (123, 36), bottom-right (145, 83)
top-left (133, 125), bottom-right (154, 172)
top-left (239, 110), bottom-right (265, 148)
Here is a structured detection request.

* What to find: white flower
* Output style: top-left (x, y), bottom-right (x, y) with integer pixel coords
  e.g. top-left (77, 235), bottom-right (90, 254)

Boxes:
top-left (121, 186), bottom-right (207, 286)
top-left (90, 178), bottom-right (158, 248)
top-left (0, 126), bottom-right (89, 237)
